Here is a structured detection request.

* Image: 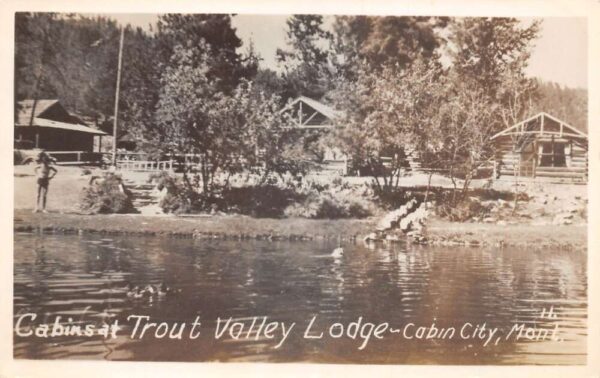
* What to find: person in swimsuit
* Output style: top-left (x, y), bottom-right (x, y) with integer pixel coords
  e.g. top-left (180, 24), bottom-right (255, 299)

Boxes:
top-left (33, 151), bottom-right (57, 213)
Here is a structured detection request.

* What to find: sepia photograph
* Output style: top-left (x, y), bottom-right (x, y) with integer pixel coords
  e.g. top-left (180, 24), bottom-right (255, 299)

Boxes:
top-left (6, 3), bottom-right (595, 372)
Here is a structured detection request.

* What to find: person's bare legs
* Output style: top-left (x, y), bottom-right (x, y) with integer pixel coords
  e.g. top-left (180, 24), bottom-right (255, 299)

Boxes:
top-left (41, 186), bottom-right (48, 212)
top-left (34, 184), bottom-right (41, 213)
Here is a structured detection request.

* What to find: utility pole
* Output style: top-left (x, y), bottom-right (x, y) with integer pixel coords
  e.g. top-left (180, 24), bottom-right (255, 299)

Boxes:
top-left (112, 26), bottom-right (125, 166)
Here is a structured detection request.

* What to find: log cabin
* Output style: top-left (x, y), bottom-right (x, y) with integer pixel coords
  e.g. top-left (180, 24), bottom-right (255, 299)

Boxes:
top-left (491, 112), bottom-right (588, 182)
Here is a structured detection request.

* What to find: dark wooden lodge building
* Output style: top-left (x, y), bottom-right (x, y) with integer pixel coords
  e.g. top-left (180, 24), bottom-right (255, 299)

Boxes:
top-left (15, 99), bottom-right (106, 152)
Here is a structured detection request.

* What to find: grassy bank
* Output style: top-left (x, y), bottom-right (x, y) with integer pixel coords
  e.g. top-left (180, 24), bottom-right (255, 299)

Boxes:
top-left (14, 210), bottom-right (586, 250)
top-left (14, 210), bottom-right (375, 241)
top-left (425, 218), bottom-right (586, 251)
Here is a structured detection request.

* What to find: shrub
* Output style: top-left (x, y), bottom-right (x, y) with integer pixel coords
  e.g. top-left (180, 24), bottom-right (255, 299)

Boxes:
top-left (159, 188), bottom-right (204, 214)
top-left (79, 173), bottom-right (136, 214)
top-left (283, 190), bottom-right (372, 219)
top-left (150, 172), bottom-right (206, 214)
top-left (469, 188), bottom-right (528, 201)
top-left (221, 186), bottom-right (299, 218)
top-left (437, 197), bottom-right (488, 221)
top-left (146, 172), bottom-right (375, 219)
top-left (373, 186), bottom-right (430, 210)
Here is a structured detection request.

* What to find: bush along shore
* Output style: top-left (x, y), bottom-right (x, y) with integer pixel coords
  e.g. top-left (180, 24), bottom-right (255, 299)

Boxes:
top-left (14, 168), bottom-right (586, 250)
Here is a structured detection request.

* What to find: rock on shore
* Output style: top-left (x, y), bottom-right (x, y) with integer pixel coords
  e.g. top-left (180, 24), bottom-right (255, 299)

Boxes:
top-left (367, 199), bottom-right (429, 244)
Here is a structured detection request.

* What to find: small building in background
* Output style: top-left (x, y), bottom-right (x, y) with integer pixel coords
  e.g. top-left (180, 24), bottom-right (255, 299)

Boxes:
top-left (281, 96), bottom-right (348, 175)
top-left (491, 112), bottom-right (588, 182)
top-left (281, 96), bottom-right (419, 176)
top-left (14, 99), bottom-right (107, 164)
top-left (116, 132), bottom-right (138, 151)
top-left (15, 99), bottom-right (107, 151)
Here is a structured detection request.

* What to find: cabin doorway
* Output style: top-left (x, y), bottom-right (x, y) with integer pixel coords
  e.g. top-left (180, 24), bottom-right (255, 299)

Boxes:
top-left (539, 140), bottom-right (567, 167)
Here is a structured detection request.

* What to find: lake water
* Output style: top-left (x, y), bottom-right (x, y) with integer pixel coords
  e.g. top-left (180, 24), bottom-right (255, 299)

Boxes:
top-left (13, 233), bottom-right (587, 364)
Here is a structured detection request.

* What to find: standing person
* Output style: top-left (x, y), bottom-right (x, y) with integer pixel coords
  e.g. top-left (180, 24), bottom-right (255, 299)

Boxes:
top-left (33, 151), bottom-right (57, 213)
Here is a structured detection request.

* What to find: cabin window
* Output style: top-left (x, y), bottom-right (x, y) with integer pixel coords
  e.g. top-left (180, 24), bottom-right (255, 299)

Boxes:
top-left (539, 141), bottom-right (567, 167)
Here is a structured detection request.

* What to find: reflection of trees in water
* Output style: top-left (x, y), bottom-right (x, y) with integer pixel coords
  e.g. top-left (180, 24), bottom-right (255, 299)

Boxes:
top-left (15, 237), bottom-right (56, 310)
top-left (494, 249), bottom-right (587, 321)
top-left (14, 234), bottom-right (587, 363)
top-left (82, 237), bottom-right (152, 276)
top-left (413, 246), bottom-right (585, 361)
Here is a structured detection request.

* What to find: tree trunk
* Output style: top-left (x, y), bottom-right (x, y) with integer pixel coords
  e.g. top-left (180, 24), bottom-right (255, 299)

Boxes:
top-left (368, 160), bottom-right (383, 193)
top-left (28, 65), bottom-right (44, 129)
top-left (424, 171), bottom-right (434, 204)
top-left (200, 154), bottom-right (209, 195)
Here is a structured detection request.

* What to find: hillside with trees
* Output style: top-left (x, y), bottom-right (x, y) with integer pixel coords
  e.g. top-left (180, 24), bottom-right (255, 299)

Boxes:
top-left (531, 79), bottom-right (587, 132)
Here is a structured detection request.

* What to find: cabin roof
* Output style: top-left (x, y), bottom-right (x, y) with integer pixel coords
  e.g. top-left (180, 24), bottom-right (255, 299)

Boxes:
top-left (16, 99), bottom-right (61, 125)
top-left (118, 132), bottom-right (137, 142)
top-left (27, 117), bottom-right (107, 135)
top-left (280, 96), bottom-right (345, 129)
top-left (15, 99), bottom-right (106, 135)
top-left (491, 112), bottom-right (587, 140)
top-left (288, 96), bottom-right (344, 120)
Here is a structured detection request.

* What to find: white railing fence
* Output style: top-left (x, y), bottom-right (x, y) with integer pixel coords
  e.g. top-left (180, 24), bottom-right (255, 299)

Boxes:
top-left (116, 160), bottom-right (174, 172)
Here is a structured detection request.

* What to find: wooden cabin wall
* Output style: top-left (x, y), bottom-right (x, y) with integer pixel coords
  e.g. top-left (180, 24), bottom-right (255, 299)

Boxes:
top-left (495, 136), bottom-right (587, 181)
top-left (15, 127), bottom-right (95, 151)
top-left (495, 136), bottom-right (520, 176)
top-left (534, 141), bottom-right (587, 180)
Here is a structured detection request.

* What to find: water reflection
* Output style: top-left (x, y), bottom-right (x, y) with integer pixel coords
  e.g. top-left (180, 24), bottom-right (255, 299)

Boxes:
top-left (13, 233), bottom-right (586, 364)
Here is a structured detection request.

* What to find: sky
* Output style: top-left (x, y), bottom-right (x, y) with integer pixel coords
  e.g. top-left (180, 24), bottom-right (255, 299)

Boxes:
top-left (107, 14), bottom-right (588, 89)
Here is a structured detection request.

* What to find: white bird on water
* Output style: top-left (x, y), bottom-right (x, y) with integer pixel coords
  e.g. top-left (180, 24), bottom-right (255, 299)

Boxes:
top-left (331, 247), bottom-right (344, 258)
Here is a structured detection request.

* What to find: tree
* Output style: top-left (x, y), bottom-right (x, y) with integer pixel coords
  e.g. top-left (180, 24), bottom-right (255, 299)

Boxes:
top-left (330, 60), bottom-right (445, 193)
top-left (241, 40), bottom-right (286, 103)
top-left (441, 18), bottom-right (541, 198)
top-left (330, 17), bottom-right (541, 202)
top-left (14, 13), bottom-right (160, 140)
top-left (155, 14), bottom-right (254, 94)
top-left (402, 18), bottom-right (541, 201)
top-left (117, 26), bottom-right (162, 144)
top-left (531, 80), bottom-right (587, 132)
top-left (331, 16), bottom-right (447, 77)
top-left (448, 17), bottom-right (540, 120)
top-left (153, 44), bottom-right (305, 196)
top-left (15, 13), bottom-right (67, 124)
top-left (434, 73), bottom-right (501, 199)
top-left (251, 68), bottom-right (287, 102)
top-left (276, 15), bottom-right (334, 100)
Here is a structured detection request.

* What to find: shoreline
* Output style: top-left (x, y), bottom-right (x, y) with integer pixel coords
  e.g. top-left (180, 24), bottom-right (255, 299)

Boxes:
top-left (422, 219), bottom-right (586, 251)
top-left (14, 210), bottom-right (587, 250)
top-left (14, 210), bottom-right (375, 241)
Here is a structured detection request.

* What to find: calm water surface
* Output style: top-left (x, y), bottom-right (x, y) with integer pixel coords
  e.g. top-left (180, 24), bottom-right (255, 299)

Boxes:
top-left (13, 233), bottom-right (587, 364)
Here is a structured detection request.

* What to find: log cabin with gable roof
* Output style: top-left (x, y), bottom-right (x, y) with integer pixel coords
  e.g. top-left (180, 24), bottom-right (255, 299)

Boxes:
top-left (491, 112), bottom-right (588, 182)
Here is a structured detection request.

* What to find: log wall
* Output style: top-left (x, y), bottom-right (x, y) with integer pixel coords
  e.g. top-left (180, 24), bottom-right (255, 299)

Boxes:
top-left (495, 136), bottom-right (587, 181)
